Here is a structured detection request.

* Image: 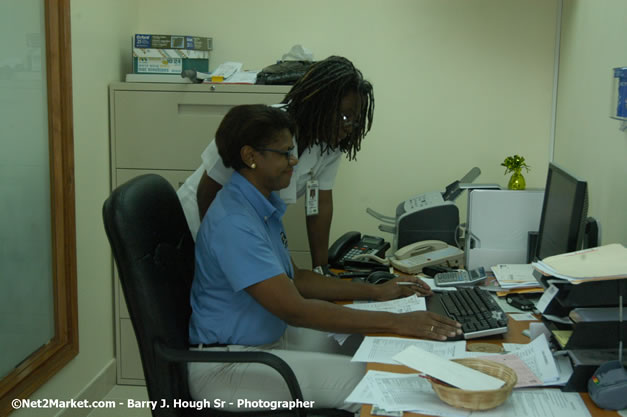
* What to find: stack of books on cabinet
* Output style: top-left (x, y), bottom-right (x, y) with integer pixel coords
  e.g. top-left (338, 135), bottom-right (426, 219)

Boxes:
top-left (531, 244), bottom-right (627, 391)
top-left (128, 33), bottom-right (212, 83)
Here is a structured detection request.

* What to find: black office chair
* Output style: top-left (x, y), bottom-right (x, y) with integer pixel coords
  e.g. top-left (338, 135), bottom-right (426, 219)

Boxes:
top-left (102, 174), bottom-right (350, 417)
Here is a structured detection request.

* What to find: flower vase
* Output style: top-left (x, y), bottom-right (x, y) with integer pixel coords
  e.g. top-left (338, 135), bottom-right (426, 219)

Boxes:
top-left (508, 169), bottom-right (526, 190)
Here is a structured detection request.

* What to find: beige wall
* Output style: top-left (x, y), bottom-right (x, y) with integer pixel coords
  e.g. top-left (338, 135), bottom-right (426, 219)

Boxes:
top-left (554, 0), bottom-right (627, 245)
top-left (136, 0), bottom-right (558, 242)
top-left (24, 0), bottom-right (627, 413)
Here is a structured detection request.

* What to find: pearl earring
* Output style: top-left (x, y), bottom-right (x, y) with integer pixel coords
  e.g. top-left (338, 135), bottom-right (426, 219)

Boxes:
top-left (251, 163), bottom-right (256, 169)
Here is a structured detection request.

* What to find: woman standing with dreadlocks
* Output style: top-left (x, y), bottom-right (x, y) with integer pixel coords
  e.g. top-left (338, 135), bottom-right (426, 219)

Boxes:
top-left (177, 56), bottom-right (374, 272)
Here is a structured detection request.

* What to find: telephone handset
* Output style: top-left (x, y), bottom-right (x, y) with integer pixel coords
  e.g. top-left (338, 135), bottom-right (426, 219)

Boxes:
top-left (390, 240), bottom-right (464, 274)
top-left (328, 231), bottom-right (390, 269)
top-left (394, 240), bottom-right (448, 260)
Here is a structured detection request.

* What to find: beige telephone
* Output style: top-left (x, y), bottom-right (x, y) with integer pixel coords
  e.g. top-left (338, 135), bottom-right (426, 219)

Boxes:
top-left (390, 240), bottom-right (464, 274)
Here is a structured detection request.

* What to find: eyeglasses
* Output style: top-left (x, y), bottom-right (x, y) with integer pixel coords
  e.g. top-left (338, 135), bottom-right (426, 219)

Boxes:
top-left (340, 113), bottom-right (360, 128)
top-left (254, 146), bottom-right (297, 161)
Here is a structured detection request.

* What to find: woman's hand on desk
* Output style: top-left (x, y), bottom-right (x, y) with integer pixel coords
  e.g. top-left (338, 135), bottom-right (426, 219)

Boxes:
top-left (375, 276), bottom-right (432, 301)
top-left (396, 311), bottom-right (462, 341)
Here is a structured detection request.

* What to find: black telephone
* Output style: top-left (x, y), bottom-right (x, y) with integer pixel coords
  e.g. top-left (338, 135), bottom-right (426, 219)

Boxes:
top-left (328, 231), bottom-right (390, 269)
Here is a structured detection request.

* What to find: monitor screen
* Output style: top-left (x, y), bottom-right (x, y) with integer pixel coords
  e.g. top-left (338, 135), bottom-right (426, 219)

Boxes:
top-left (535, 163), bottom-right (588, 260)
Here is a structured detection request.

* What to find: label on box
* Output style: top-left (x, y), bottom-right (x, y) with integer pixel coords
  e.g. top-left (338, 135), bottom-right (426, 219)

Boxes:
top-left (134, 34), bottom-right (212, 51)
top-left (136, 57), bottom-right (182, 74)
top-left (133, 48), bottom-right (209, 59)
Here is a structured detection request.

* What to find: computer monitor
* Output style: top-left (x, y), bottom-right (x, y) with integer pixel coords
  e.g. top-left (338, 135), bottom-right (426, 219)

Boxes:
top-left (535, 163), bottom-right (588, 260)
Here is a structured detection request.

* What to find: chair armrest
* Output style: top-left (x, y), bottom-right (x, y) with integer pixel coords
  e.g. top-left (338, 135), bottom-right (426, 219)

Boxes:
top-left (155, 342), bottom-right (305, 416)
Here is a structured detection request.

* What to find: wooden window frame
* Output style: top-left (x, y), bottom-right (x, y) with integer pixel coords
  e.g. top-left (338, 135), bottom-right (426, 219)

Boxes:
top-left (0, 0), bottom-right (78, 414)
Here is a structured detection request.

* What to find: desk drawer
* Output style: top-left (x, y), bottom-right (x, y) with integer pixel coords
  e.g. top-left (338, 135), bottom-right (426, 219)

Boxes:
top-left (112, 90), bottom-right (286, 170)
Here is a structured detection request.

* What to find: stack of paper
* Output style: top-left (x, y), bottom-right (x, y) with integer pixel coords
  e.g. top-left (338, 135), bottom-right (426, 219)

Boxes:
top-left (200, 62), bottom-right (259, 84)
top-left (455, 335), bottom-right (569, 387)
top-left (533, 244), bottom-right (627, 284)
top-left (346, 336), bottom-right (583, 417)
top-left (491, 264), bottom-right (544, 292)
top-left (351, 336), bottom-right (466, 365)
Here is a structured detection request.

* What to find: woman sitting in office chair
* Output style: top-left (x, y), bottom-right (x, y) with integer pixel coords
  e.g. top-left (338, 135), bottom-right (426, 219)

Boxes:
top-left (189, 104), bottom-right (461, 413)
top-left (178, 56), bottom-right (373, 274)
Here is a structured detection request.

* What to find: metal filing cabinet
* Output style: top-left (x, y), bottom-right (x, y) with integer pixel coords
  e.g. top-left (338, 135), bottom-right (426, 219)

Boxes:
top-left (108, 82), bottom-right (311, 384)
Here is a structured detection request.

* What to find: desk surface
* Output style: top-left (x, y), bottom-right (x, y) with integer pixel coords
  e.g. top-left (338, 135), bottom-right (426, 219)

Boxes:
top-left (359, 315), bottom-right (620, 417)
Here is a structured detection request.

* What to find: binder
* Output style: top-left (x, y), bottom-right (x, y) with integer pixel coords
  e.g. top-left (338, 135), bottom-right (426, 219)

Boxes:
top-left (534, 243), bottom-right (627, 282)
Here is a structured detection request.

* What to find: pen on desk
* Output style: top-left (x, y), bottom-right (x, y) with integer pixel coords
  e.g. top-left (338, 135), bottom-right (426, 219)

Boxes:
top-left (396, 281), bottom-right (423, 287)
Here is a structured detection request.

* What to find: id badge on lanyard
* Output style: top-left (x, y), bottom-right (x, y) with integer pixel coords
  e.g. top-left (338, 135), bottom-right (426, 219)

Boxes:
top-left (306, 179), bottom-right (319, 216)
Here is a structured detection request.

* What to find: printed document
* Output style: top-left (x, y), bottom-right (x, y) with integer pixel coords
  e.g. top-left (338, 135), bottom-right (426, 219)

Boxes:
top-left (347, 374), bottom-right (588, 417)
top-left (509, 313), bottom-right (537, 321)
top-left (549, 354), bottom-right (575, 386)
top-left (393, 346), bottom-right (505, 390)
top-left (500, 336), bottom-right (560, 383)
top-left (491, 264), bottom-right (540, 289)
top-left (346, 294), bottom-right (426, 313)
top-left (352, 336), bottom-right (466, 365)
top-left (345, 370), bottom-right (471, 417)
top-left (455, 353), bottom-right (542, 388)
top-left (497, 344), bottom-right (573, 387)
top-left (455, 336), bottom-right (564, 387)
top-left (471, 389), bottom-right (591, 417)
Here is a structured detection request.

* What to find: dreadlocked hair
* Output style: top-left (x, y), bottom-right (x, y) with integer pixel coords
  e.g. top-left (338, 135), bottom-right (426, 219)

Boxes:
top-left (281, 55), bottom-right (374, 160)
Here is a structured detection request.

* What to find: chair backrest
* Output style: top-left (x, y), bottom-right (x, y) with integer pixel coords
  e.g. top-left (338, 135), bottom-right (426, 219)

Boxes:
top-left (103, 174), bottom-right (196, 415)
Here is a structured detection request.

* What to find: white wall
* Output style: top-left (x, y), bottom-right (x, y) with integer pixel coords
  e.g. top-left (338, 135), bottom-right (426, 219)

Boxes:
top-left (554, 0), bottom-right (627, 245)
top-left (135, 0), bottom-right (559, 242)
top-left (11, 2), bottom-right (138, 416)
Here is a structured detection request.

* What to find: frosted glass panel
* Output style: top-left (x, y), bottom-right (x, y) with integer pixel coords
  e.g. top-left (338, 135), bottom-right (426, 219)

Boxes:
top-left (0, 0), bottom-right (54, 379)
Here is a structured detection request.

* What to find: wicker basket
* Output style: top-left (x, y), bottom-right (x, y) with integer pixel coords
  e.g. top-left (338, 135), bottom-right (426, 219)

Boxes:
top-left (429, 358), bottom-right (517, 410)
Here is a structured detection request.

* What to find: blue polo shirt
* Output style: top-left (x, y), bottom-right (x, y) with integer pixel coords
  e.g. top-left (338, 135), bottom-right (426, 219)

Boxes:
top-left (189, 172), bottom-right (294, 345)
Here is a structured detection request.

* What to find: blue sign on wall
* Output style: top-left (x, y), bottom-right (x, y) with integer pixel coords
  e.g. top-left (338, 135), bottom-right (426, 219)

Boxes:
top-left (614, 67), bottom-right (627, 119)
